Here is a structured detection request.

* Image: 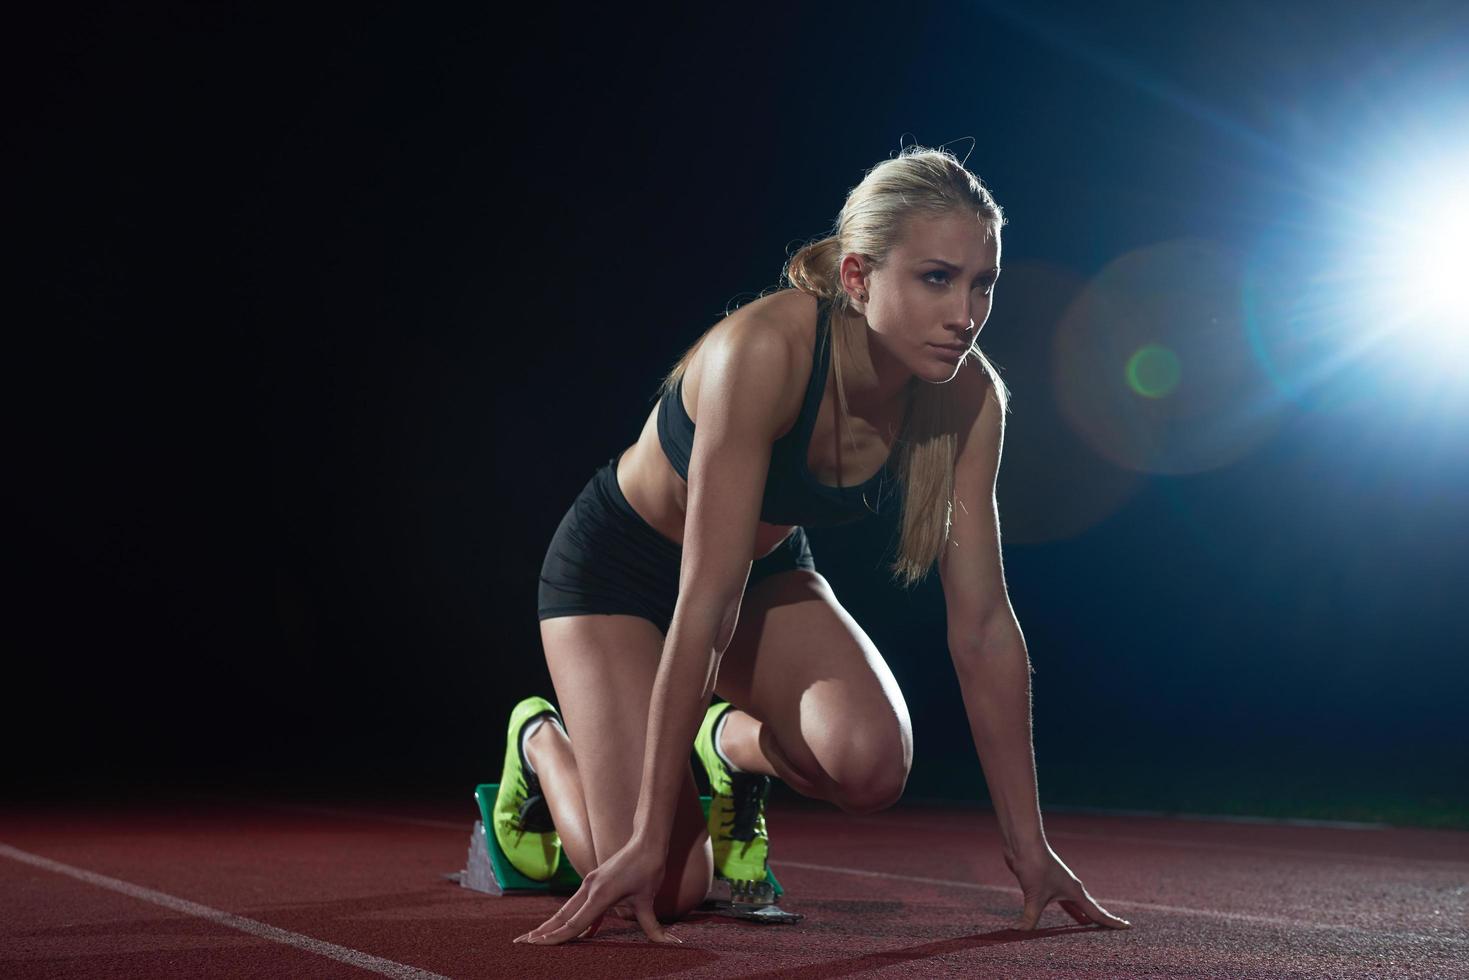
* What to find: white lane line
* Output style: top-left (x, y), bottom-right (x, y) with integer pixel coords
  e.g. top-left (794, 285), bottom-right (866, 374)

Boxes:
top-left (1045, 829), bottom-right (1469, 869)
top-left (1039, 803), bottom-right (1391, 830)
top-left (241, 804), bottom-right (1468, 947)
top-left (888, 798), bottom-right (1395, 830)
top-left (842, 814), bottom-right (1469, 869)
top-left (773, 860), bottom-right (1469, 946)
top-left (0, 843), bottom-right (450, 980)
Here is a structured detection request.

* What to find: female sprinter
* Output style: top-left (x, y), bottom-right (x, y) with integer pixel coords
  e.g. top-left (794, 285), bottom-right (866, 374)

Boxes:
top-left (503, 145), bottom-right (1131, 945)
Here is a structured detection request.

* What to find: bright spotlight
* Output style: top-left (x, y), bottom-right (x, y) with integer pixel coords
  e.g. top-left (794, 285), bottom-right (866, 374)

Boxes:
top-left (1351, 161), bottom-right (1469, 368)
top-left (1240, 107), bottom-right (1469, 425)
top-left (1385, 173), bottom-right (1469, 345)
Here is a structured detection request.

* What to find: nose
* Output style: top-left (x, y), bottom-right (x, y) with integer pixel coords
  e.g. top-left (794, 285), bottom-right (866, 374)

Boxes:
top-left (947, 301), bottom-right (978, 337)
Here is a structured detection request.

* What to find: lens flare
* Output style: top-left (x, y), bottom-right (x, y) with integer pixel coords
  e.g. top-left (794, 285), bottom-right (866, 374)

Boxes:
top-left (1126, 344), bottom-right (1182, 399)
top-left (1053, 239), bottom-right (1288, 476)
top-left (982, 262), bottom-right (1145, 544)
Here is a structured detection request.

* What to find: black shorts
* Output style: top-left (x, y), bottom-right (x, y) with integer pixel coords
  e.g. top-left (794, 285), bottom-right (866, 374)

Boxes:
top-left (538, 450), bottom-right (816, 636)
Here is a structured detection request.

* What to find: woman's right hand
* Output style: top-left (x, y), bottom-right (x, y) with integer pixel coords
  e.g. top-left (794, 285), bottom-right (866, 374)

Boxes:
top-left (513, 838), bottom-right (682, 946)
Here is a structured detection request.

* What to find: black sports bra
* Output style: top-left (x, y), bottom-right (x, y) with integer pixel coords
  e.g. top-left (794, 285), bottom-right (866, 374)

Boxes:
top-left (655, 296), bottom-right (895, 528)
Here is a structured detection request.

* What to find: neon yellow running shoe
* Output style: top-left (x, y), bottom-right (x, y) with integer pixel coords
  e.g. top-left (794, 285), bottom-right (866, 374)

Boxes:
top-left (493, 696), bottom-right (562, 881)
top-left (694, 701), bottom-right (770, 882)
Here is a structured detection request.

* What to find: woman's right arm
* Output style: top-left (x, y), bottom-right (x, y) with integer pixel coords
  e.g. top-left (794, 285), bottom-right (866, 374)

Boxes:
top-left (633, 324), bottom-right (793, 849)
top-left (517, 323), bottom-right (794, 946)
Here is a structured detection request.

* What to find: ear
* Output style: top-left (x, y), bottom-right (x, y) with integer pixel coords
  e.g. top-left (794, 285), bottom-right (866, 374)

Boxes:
top-left (837, 252), bottom-right (873, 308)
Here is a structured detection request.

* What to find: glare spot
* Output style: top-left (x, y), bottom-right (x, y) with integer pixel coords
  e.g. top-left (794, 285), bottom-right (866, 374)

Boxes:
top-left (1126, 344), bottom-right (1182, 399)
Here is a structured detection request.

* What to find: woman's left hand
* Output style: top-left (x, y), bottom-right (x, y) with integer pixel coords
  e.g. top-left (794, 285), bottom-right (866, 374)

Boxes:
top-left (1003, 842), bottom-right (1132, 931)
top-left (513, 837), bottom-right (676, 946)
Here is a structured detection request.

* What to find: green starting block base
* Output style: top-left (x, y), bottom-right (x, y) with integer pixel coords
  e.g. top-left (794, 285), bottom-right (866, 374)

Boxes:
top-left (455, 783), bottom-right (783, 899)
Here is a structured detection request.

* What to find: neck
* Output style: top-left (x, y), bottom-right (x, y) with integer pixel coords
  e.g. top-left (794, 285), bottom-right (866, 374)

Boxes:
top-left (830, 305), bottom-right (915, 423)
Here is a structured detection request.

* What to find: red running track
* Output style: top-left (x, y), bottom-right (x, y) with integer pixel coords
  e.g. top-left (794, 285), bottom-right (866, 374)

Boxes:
top-left (1, 796), bottom-right (1465, 978)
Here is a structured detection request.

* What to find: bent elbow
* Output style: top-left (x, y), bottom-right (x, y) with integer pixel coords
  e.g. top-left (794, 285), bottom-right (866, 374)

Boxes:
top-left (670, 584), bottom-right (749, 656)
top-left (713, 593), bottom-right (746, 654)
top-left (948, 606), bottom-right (1019, 660)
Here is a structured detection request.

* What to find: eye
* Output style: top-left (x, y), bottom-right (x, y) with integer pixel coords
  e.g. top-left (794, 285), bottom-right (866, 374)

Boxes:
top-left (927, 270), bottom-right (997, 296)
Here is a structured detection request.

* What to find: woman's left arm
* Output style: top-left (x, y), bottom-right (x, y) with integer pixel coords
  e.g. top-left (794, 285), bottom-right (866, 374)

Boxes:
top-left (950, 614), bottom-right (1042, 866)
top-left (939, 370), bottom-right (1131, 931)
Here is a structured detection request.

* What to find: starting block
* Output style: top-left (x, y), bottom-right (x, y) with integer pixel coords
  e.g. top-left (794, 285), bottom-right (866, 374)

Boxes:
top-left (449, 783), bottom-right (802, 923)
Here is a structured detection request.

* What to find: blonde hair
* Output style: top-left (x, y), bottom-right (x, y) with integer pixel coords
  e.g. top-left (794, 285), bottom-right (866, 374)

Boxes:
top-left (656, 144), bottom-right (1010, 589)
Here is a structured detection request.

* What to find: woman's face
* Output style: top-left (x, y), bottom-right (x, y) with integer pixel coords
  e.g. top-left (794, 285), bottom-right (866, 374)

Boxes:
top-left (861, 211), bottom-right (1001, 381)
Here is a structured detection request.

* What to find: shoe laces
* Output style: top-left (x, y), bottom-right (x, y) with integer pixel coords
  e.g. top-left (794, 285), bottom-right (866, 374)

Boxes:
top-left (723, 772), bottom-right (770, 842)
top-left (513, 771), bottom-right (556, 836)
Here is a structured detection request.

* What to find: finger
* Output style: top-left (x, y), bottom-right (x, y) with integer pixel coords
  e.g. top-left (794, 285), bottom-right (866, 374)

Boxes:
top-left (1063, 893), bottom-right (1132, 929)
top-left (580, 911), bottom-right (607, 939)
top-left (515, 901), bottom-right (576, 943)
top-left (634, 896), bottom-right (682, 944)
top-left (537, 881), bottom-right (628, 940)
top-left (521, 896), bottom-right (584, 942)
top-left (1018, 896), bottom-right (1046, 931)
top-left (521, 885), bottom-right (593, 943)
top-left (1058, 898), bottom-right (1091, 925)
top-left (532, 902), bottom-right (608, 946)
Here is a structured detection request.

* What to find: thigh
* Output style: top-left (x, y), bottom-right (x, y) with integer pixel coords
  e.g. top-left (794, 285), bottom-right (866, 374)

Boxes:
top-left (538, 453), bottom-right (683, 635)
top-left (714, 568), bottom-right (913, 804)
top-left (539, 613), bottom-right (713, 918)
top-left (746, 525), bottom-right (817, 592)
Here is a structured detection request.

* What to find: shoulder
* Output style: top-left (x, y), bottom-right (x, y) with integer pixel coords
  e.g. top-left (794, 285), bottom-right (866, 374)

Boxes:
top-left (689, 289), bottom-right (815, 437)
top-left (703, 288), bottom-right (816, 390)
top-left (950, 354), bottom-right (1006, 458)
top-left (702, 290), bottom-right (808, 366)
top-left (724, 288), bottom-right (819, 354)
top-left (951, 353), bottom-right (1001, 415)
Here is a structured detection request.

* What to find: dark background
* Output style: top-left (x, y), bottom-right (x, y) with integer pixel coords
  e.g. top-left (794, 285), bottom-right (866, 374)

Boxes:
top-left (12, 2), bottom-right (1467, 827)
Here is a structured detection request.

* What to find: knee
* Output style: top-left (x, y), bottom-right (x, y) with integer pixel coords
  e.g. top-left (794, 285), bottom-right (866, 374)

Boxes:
top-left (652, 835), bottom-right (713, 922)
top-left (831, 768), bottom-right (908, 815)
top-left (829, 733), bottom-right (911, 816)
top-left (652, 890), bottom-right (705, 923)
